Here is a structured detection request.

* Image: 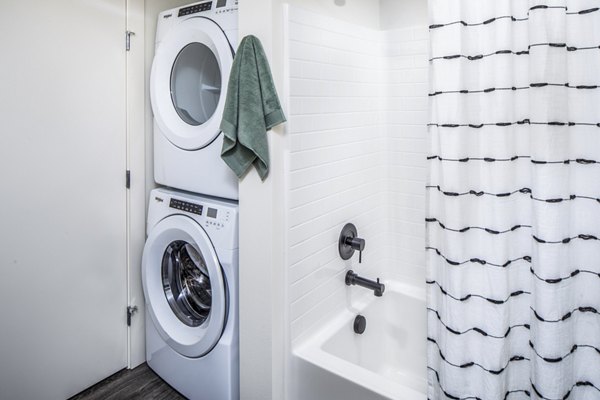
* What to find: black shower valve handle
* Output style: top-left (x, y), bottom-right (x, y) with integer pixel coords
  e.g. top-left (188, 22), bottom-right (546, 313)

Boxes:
top-left (345, 236), bottom-right (365, 251)
top-left (345, 236), bottom-right (365, 263)
top-left (338, 223), bottom-right (366, 263)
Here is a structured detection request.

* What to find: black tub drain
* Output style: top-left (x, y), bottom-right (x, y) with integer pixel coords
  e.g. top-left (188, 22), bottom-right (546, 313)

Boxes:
top-left (354, 315), bottom-right (366, 334)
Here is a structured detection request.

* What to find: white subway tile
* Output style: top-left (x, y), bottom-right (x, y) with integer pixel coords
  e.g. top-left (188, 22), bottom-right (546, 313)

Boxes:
top-left (290, 154), bottom-right (382, 189)
top-left (286, 7), bottom-right (429, 341)
top-left (413, 54), bottom-right (430, 69)
top-left (413, 27), bottom-right (429, 41)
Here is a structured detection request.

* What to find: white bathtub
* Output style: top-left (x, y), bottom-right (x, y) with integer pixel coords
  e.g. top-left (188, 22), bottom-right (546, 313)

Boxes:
top-left (292, 280), bottom-right (427, 400)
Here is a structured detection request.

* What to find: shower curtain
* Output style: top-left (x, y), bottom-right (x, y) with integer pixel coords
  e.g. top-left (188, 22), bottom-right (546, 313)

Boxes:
top-left (426, 1), bottom-right (600, 399)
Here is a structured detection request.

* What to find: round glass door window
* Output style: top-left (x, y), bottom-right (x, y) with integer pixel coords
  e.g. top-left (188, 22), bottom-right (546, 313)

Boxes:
top-left (162, 240), bottom-right (212, 327)
top-left (170, 42), bottom-right (222, 126)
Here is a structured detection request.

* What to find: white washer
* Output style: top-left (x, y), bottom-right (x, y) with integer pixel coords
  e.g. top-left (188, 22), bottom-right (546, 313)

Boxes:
top-left (142, 188), bottom-right (239, 400)
top-left (151, 1), bottom-right (239, 200)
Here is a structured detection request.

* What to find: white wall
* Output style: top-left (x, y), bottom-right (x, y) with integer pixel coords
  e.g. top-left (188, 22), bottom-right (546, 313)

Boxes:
top-left (127, 0), bottom-right (148, 369)
top-left (287, 0), bottom-right (380, 29)
top-left (380, 0), bottom-right (428, 30)
top-left (237, 2), bottom-right (286, 399)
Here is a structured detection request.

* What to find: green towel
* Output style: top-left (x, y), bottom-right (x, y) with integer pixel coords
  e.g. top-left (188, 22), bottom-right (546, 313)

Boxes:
top-left (220, 35), bottom-right (286, 181)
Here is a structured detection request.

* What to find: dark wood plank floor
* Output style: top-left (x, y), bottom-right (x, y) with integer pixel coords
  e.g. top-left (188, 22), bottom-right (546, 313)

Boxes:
top-left (69, 363), bottom-right (186, 400)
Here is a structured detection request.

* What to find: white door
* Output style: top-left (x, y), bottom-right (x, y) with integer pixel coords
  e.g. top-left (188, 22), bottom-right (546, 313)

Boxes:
top-left (0, 1), bottom-right (128, 399)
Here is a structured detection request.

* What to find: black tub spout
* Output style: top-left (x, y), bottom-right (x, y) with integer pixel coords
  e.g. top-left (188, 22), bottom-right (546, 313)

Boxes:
top-left (345, 270), bottom-right (385, 297)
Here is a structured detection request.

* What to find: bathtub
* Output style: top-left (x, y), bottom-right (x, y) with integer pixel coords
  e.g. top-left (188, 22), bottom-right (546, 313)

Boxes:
top-left (292, 280), bottom-right (426, 400)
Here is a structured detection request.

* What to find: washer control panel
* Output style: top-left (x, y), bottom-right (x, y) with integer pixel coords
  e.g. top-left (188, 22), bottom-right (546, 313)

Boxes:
top-left (203, 207), bottom-right (231, 231)
top-left (215, 0), bottom-right (237, 13)
top-left (177, 0), bottom-right (237, 17)
top-left (149, 189), bottom-right (238, 249)
top-left (178, 2), bottom-right (212, 16)
top-left (168, 196), bottom-right (232, 231)
top-left (169, 198), bottom-right (203, 215)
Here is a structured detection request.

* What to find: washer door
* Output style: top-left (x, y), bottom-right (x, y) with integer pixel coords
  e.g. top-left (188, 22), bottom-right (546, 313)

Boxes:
top-left (142, 215), bottom-right (227, 358)
top-left (150, 17), bottom-right (233, 150)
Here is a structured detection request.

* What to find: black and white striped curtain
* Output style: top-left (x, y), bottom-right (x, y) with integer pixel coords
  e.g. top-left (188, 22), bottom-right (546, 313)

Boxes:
top-left (426, 1), bottom-right (600, 399)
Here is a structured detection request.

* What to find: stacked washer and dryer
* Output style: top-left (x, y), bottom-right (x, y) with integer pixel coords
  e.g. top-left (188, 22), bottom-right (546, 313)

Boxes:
top-left (142, 1), bottom-right (240, 399)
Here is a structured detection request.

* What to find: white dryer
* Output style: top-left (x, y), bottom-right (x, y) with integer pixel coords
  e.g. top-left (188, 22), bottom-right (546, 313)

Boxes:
top-left (151, 1), bottom-right (239, 200)
top-left (142, 188), bottom-right (239, 400)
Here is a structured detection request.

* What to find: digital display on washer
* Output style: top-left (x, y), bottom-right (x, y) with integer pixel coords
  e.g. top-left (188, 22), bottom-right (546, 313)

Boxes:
top-left (207, 208), bottom-right (218, 218)
top-left (178, 2), bottom-right (212, 16)
top-left (216, 0), bottom-right (227, 8)
top-left (170, 198), bottom-right (203, 215)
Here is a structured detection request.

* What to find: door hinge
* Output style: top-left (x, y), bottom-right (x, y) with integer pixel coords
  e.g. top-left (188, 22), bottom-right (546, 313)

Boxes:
top-left (127, 305), bottom-right (138, 326)
top-left (126, 30), bottom-right (135, 51)
top-left (126, 170), bottom-right (131, 189)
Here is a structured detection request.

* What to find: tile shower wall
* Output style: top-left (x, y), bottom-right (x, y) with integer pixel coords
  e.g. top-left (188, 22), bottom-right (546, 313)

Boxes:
top-left (287, 7), bottom-right (388, 341)
top-left (382, 27), bottom-right (429, 284)
top-left (286, 6), bottom-right (429, 342)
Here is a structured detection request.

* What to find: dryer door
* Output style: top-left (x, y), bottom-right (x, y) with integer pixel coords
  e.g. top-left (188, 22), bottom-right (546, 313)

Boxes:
top-left (142, 214), bottom-right (227, 358)
top-left (150, 17), bottom-right (234, 150)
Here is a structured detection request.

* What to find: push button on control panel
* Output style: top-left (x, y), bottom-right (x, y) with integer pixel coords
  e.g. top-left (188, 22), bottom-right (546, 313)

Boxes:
top-left (169, 198), bottom-right (203, 215)
top-left (178, 1), bottom-right (212, 16)
top-left (206, 220), bottom-right (226, 229)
